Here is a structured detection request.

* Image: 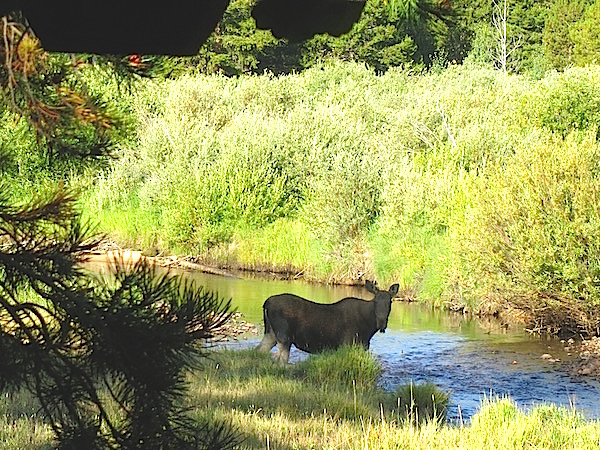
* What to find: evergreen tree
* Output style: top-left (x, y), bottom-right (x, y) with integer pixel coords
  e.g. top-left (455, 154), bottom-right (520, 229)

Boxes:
top-left (0, 14), bottom-right (120, 168)
top-left (301, 0), bottom-right (452, 71)
top-left (1, 13), bottom-right (240, 449)
top-left (196, 0), bottom-right (281, 75)
top-left (542, 0), bottom-right (588, 69)
top-left (571, 0), bottom-right (600, 66)
top-left (453, 0), bottom-right (550, 72)
top-left (192, 0), bottom-right (454, 75)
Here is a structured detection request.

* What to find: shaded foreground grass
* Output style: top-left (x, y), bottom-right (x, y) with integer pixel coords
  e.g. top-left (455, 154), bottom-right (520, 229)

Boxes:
top-left (2, 346), bottom-right (600, 449)
top-left (186, 347), bottom-right (600, 449)
top-left (0, 390), bottom-right (52, 449)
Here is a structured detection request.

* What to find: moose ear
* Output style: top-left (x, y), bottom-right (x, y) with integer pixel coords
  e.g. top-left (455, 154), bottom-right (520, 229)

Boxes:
top-left (389, 284), bottom-right (399, 296)
top-left (365, 280), bottom-right (377, 294)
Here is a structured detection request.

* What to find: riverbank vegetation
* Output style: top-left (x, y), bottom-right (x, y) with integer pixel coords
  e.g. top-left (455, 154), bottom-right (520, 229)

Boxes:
top-left (63, 61), bottom-right (600, 337)
top-left (4, 56), bottom-right (600, 335)
top-left (3, 346), bottom-right (600, 449)
top-left (3, 3), bottom-right (600, 338)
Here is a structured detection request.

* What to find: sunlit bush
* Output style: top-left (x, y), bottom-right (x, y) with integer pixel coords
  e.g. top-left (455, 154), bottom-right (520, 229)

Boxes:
top-left (452, 131), bottom-right (600, 333)
top-left (527, 67), bottom-right (600, 138)
top-left (77, 62), bottom-right (600, 333)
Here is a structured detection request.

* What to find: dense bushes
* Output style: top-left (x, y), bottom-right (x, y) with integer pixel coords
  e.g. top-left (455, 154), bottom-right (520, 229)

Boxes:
top-left (452, 133), bottom-right (600, 333)
top-left (4, 54), bottom-right (600, 334)
top-left (532, 67), bottom-right (600, 137)
top-left (81, 62), bottom-right (600, 334)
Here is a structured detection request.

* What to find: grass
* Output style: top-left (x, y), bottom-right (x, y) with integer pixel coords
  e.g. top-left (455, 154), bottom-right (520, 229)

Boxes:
top-left (394, 381), bottom-right (451, 425)
top-left (2, 346), bottom-right (600, 449)
top-left (186, 347), bottom-right (600, 449)
top-left (0, 390), bottom-right (53, 449)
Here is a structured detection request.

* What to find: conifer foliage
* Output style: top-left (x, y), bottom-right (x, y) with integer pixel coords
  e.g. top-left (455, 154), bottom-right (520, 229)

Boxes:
top-left (0, 14), bottom-right (119, 165)
top-left (0, 13), bottom-right (240, 449)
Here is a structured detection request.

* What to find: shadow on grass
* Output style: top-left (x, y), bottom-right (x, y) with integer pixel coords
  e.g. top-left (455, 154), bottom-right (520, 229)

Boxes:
top-left (189, 348), bottom-right (389, 448)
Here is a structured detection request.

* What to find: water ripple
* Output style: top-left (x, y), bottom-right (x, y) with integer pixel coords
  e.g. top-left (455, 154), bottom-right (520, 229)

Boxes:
top-left (372, 330), bottom-right (600, 421)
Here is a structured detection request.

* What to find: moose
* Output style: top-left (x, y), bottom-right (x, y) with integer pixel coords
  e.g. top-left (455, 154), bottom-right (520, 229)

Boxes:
top-left (256, 280), bottom-right (399, 364)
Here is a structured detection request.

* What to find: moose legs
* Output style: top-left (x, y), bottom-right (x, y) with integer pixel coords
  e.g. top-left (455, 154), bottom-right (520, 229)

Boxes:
top-left (255, 331), bottom-right (291, 365)
top-left (276, 341), bottom-right (291, 365)
top-left (256, 305), bottom-right (293, 364)
top-left (256, 331), bottom-right (277, 352)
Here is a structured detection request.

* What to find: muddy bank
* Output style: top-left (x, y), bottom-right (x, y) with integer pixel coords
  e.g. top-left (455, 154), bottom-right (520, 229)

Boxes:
top-left (570, 337), bottom-right (600, 377)
top-left (83, 247), bottom-right (242, 278)
top-left (82, 237), bottom-right (319, 281)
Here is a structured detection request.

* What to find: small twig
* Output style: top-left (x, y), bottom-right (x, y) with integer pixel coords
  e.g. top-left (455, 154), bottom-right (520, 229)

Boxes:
top-left (2, 17), bottom-right (17, 106)
top-left (436, 100), bottom-right (456, 148)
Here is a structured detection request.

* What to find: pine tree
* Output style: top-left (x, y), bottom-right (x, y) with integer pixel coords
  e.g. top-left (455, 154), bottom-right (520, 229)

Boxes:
top-left (1, 13), bottom-right (240, 449)
top-left (571, 0), bottom-right (600, 66)
top-left (543, 0), bottom-right (588, 69)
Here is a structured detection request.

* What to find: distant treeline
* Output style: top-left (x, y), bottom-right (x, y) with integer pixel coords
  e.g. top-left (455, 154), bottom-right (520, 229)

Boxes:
top-left (185, 0), bottom-right (600, 75)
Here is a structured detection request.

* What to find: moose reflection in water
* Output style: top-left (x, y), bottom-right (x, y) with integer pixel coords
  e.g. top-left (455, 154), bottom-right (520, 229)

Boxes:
top-left (256, 280), bottom-right (399, 364)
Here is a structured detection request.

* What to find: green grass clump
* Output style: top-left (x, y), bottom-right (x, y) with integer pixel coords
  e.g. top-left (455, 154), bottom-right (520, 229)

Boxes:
top-left (393, 381), bottom-right (451, 425)
top-left (0, 390), bottom-right (53, 449)
top-left (468, 398), bottom-right (600, 449)
top-left (297, 345), bottom-right (382, 391)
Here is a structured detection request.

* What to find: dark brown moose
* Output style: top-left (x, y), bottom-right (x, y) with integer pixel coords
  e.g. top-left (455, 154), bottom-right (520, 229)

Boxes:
top-left (256, 280), bottom-right (399, 364)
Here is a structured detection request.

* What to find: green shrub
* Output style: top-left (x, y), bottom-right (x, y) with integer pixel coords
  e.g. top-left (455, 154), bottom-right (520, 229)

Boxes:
top-left (531, 68), bottom-right (600, 138)
top-left (79, 62), bottom-right (600, 333)
top-left (452, 132), bottom-right (600, 333)
top-left (302, 147), bottom-right (383, 246)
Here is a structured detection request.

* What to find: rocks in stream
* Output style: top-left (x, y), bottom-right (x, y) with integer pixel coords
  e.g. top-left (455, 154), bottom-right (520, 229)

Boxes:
top-left (209, 312), bottom-right (259, 343)
top-left (573, 337), bottom-right (600, 377)
top-left (541, 353), bottom-right (560, 363)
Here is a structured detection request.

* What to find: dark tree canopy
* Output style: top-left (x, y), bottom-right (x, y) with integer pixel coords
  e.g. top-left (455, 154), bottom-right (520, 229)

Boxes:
top-left (0, 14), bottom-right (241, 449)
top-left (2, 0), bottom-right (367, 55)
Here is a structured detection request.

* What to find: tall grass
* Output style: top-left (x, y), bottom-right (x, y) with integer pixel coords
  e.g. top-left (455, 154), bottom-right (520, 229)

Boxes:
top-left (0, 390), bottom-right (53, 449)
top-left (299, 345), bottom-right (382, 391)
top-left (29, 61), bottom-right (600, 332)
top-left (187, 348), bottom-right (599, 449)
